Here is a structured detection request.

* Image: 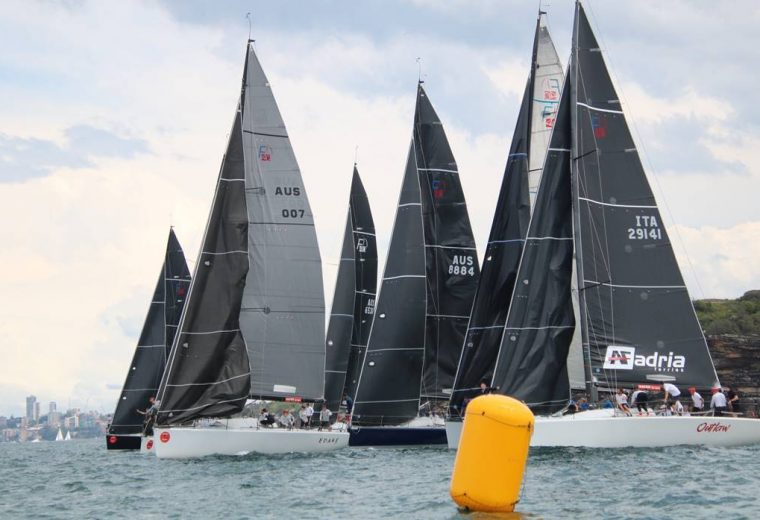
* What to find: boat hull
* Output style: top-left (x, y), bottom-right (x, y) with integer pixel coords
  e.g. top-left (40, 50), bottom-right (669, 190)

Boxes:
top-left (349, 426), bottom-right (447, 447)
top-left (447, 411), bottom-right (760, 448)
top-left (445, 420), bottom-right (463, 449)
top-left (153, 427), bottom-right (349, 459)
top-left (105, 434), bottom-right (142, 451)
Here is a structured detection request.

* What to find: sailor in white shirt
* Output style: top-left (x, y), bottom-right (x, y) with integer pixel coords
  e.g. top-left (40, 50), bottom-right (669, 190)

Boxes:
top-left (662, 383), bottom-right (682, 414)
top-left (689, 387), bottom-right (704, 412)
top-left (710, 387), bottom-right (728, 416)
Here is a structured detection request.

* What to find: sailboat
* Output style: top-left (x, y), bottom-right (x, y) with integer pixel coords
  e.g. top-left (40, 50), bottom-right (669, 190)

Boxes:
top-left (153, 41), bottom-right (349, 458)
top-left (106, 228), bottom-right (190, 452)
top-left (64, 430), bottom-right (71, 441)
top-left (324, 166), bottom-right (377, 416)
top-left (446, 12), bottom-right (564, 449)
top-left (350, 83), bottom-right (479, 446)
top-left (55, 428), bottom-right (63, 441)
top-left (451, 1), bottom-right (760, 449)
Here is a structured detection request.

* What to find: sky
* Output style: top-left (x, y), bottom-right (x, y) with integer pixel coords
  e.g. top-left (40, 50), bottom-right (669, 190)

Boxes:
top-left (1, 0), bottom-right (758, 417)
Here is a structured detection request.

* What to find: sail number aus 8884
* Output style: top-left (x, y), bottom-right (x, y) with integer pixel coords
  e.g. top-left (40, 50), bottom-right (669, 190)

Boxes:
top-left (627, 215), bottom-right (661, 240)
top-left (449, 255), bottom-right (475, 276)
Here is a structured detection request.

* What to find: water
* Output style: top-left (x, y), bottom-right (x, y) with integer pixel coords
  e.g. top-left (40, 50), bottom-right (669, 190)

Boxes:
top-left (1, 440), bottom-right (758, 519)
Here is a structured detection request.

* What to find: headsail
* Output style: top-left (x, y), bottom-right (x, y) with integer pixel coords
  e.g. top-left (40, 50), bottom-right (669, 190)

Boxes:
top-left (324, 167), bottom-right (377, 411)
top-left (449, 14), bottom-right (563, 416)
top-left (571, 3), bottom-right (719, 390)
top-left (490, 78), bottom-right (575, 415)
top-left (109, 229), bottom-right (190, 434)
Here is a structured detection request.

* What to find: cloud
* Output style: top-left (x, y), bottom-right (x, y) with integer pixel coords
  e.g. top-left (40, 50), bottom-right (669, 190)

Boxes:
top-left (0, 125), bottom-right (149, 183)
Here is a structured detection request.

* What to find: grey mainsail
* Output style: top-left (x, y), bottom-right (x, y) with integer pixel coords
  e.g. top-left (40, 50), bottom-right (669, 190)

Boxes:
top-left (353, 84), bottom-right (478, 426)
top-left (109, 229), bottom-right (190, 434)
top-left (324, 167), bottom-right (377, 411)
top-left (449, 14), bottom-right (563, 417)
top-left (490, 77), bottom-right (575, 415)
top-left (156, 42), bottom-right (325, 425)
top-left (241, 45), bottom-right (325, 402)
top-left (571, 3), bottom-right (719, 391)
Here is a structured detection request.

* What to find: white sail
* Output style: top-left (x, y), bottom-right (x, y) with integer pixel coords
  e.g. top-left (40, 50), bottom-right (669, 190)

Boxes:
top-left (528, 16), bottom-right (564, 206)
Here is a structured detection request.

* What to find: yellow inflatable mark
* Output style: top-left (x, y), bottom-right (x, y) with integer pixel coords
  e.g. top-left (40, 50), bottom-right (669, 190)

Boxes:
top-left (449, 394), bottom-right (534, 513)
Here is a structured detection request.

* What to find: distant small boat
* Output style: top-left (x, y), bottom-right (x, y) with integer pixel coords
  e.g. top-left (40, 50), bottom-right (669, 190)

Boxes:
top-left (106, 228), bottom-right (191, 452)
top-left (64, 431), bottom-right (71, 441)
top-left (55, 428), bottom-right (63, 441)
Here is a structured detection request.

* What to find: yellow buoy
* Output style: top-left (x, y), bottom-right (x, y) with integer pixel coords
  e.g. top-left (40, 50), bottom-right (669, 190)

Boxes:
top-left (449, 394), bottom-right (534, 513)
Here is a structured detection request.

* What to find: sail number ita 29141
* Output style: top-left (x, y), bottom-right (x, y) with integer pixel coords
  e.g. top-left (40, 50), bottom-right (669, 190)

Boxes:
top-left (449, 255), bottom-right (475, 276)
top-left (627, 214), bottom-right (661, 240)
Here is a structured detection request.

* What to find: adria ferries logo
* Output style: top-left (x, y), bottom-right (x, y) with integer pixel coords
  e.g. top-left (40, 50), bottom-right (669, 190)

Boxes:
top-left (602, 346), bottom-right (686, 373)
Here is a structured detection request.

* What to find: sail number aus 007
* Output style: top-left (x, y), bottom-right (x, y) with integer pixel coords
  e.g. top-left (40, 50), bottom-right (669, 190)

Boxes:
top-left (449, 255), bottom-right (475, 276)
top-left (627, 214), bottom-right (661, 240)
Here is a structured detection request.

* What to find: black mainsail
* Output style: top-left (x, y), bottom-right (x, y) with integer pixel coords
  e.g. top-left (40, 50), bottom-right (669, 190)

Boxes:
top-left (156, 42), bottom-right (325, 426)
top-left (490, 77), bottom-right (575, 415)
top-left (109, 229), bottom-right (190, 434)
top-left (449, 14), bottom-right (564, 417)
top-left (571, 3), bottom-right (719, 391)
top-left (324, 167), bottom-right (377, 412)
top-left (353, 84), bottom-right (478, 426)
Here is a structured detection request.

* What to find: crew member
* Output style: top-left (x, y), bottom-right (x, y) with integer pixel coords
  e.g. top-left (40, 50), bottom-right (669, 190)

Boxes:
top-left (710, 387), bottom-right (727, 416)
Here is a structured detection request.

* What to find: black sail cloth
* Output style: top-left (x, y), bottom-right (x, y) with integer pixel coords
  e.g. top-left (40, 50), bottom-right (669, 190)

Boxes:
top-left (490, 78), bottom-right (575, 415)
top-left (353, 85), bottom-right (478, 426)
top-left (571, 3), bottom-right (719, 390)
top-left (449, 79), bottom-right (532, 417)
top-left (324, 167), bottom-right (377, 412)
top-left (109, 229), bottom-right (191, 435)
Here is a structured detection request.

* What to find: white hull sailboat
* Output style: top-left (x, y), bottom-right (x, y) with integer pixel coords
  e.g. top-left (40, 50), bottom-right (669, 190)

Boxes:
top-left (447, 2), bottom-right (760, 450)
top-left (447, 410), bottom-right (760, 449)
top-left (153, 41), bottom-right (348, 457)
top-left (154, 420), bottom-right (348, 459)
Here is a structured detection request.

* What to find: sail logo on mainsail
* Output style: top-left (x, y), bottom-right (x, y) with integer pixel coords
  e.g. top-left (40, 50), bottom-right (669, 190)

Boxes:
top-left (357, 237), bottom-right (368, 253)
top-left (432, 179), bottom-right (447, 199)
top-left (591, 114), bottom-right (608, 138)
top-left (603, 346), bottom-right (687, 372)
top-left (258, 144), bottom-right (272, 161)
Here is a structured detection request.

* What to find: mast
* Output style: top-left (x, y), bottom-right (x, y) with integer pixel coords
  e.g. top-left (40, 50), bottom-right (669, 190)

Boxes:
top-left (570, 1), bottom-right (597, 402)
top-left (109, 229), bottom-right (190, 435)
top-left (570, 2), bottom-right (718, 394)
top-left (324, 167), bottom-right (377, 411)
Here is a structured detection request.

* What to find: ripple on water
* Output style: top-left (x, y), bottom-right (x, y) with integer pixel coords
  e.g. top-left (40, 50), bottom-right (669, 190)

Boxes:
top-left (0, 439), bottom-right (758, 518)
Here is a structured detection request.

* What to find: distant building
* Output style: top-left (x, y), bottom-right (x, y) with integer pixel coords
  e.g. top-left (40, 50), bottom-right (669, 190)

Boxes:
top-left (48, 411), bottom-right (60, 427)
top-left (49, 402), bottom-right (57, 414)
top-left (26, 395), bottom-right (37, 422)
top-left (34, 402), bottom-right (40, 423)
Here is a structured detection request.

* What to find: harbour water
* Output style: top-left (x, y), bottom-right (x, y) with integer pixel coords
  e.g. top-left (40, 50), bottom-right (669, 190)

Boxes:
top-left (1, 439), bottom-right (758, 519)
